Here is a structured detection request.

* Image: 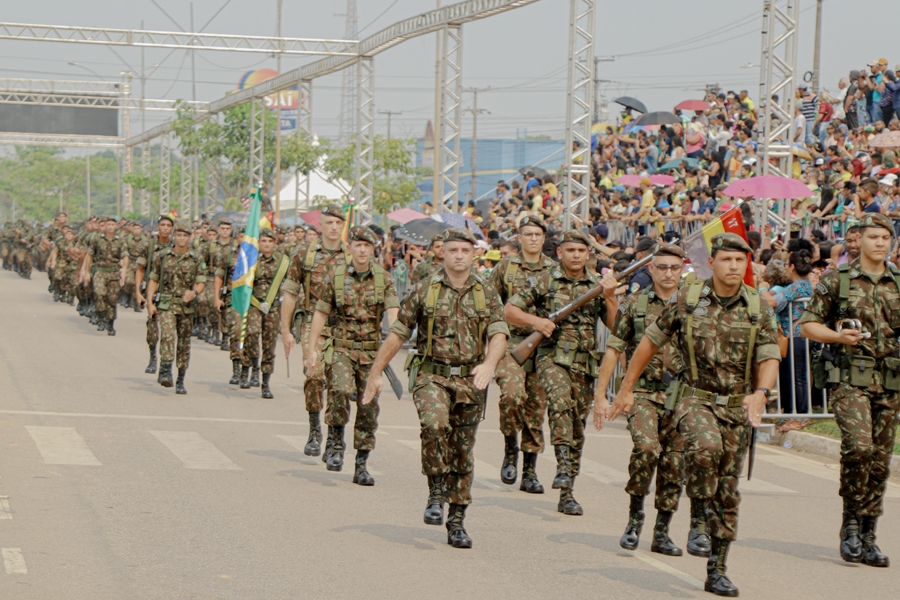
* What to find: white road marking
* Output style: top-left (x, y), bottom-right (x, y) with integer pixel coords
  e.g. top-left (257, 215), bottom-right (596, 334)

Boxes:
top-left (0, 497), bottom-right (11, 519)
top-left (538, 454), bottom-right (629, 486)
top-left (275, 435), bottom-right (382, 475)
top-left (150, 431), bottom-right (242, 470)
top-left (757, 448), bottom-right (900, 499)
top-left (1, 549), bottom-right (27, 574)
top-left (632, 549), bottom-right (704, 590)
top-left (24, 426), bottom-right (101, 466)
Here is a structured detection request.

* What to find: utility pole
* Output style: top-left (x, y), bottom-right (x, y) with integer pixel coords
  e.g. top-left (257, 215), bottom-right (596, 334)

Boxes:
top-left (274, 0), bottom-right (283, 223)
top-left (86, 154), bottom-right (91, 218)
top-left (378, 110), bottom-right (403, 139)
top-left (140, 19), bottom-right (146, 135)
top-left (812, 0), bottom-right (823, 93)
top-left (432, 0), bottom-right (443, 209)
top-left (464, 87), bottom-right (490, 206)
top-left (190, 3), bottom-right (197, 102)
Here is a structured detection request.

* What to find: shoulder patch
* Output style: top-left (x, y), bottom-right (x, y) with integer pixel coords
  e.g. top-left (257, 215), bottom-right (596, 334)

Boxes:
top-left (618, 302), bottom-right (628, 314)
top-left (767, 307), bottom-right (775, 317)
top-left (629, 282), bottom-right (640, 294)
top-left (815, 282), bottom-right (828, 295)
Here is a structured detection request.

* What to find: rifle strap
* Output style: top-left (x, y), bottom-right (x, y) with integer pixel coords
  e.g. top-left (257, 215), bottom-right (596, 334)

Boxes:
top-left (250, 253), bottom-right (289, 312)
top-left (505, 260), bottom-right (519, 300)
top-left (685, 281), bottom-right (704, 382)
top-left (634, 289), bottom-right (650, 341)
top-left (744, 283), bottom-right (760, 391)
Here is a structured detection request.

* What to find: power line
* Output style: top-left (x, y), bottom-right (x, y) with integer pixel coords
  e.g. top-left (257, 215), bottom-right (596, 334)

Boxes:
top-left (357, 0), bottom-right (403, 36)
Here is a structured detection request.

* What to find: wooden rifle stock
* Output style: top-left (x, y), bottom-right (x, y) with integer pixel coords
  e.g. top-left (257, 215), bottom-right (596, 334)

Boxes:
top-left (509, 252), bottom-right (656, 366)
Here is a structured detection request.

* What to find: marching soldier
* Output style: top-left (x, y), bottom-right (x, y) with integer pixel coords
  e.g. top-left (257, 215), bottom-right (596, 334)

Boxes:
top-left (237, 228), bottom-right (289, 398)
top-left (409, 234), bottom-right (444, 286)
top-left (13, 220), bottom-right (35, 279)
top-left (280, 204), bottom-right (348, 458)
top-left (362, 227), bottom-right (508, 548)
top-left (83, 216), bottom-right (129, 335)
top-left (210, 218), bottom-right (239, 357)
top-left (488, 216), bottom-right (556, 492)
top-left (135, 216), bottom-right (174, 374)
top-left (800, 212), bottom-right (897, 568)
top-left (594, 243), bottom-right (689, 557)
top-left (146, 219), bottom-right (207, 395)
top-left (124, 221), bottom-right (147, 311)
top-left (610, 233), bottom-right (780, 597)
top-left (307, 226), bottom-right (399, 483)
top-left (47, 225), bottom-right (78, 305)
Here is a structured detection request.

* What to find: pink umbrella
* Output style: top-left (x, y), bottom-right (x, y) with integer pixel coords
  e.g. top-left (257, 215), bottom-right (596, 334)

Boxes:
top-left (648, 174), bottom-right (675, 186)
top-left (674, 99), bottom-right (710, 112)
top-left (616, 174), bottom-right (643, 187)
top-left (721, 175), bottom-right (811, 199)
top-left (387, 207), bottom-right (427, 224)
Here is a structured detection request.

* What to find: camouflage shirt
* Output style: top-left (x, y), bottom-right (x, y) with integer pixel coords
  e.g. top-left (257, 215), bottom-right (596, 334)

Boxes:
top-left (55, 238), bottom-right (78, 270)
top-left (391, 267), bottom-right (509, 366)
top-left (134, 236), bottom-right (173, 268)
top-left (88, 234), bottom-right (128, 269)
top-left (209, 238), bottom-right (239, 280)
top-left (251, 251), bottom-right (288, 302)
top-left (607, 288), bottom-right (684, 386)
top-left (799, 260), bottom-right (900, 361)
top-left (281, 241), bottom-right (347, 312)
top-left (645, 279), bottom-right (781, 396)
top-left (410, 256), bottom-right (441, 286)
top-left (148, 248), bottom-right (207, 316)
top-left (489, 253), bottom-right (557, 338)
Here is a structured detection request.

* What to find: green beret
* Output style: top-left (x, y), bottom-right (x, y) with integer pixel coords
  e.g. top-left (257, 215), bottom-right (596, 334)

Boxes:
top-left (655, 243), bottom-right (685, 259)
top-left (173, 219), bottom-right (192, 234)
top-left (321, 203), bottom-right (346, 221)
top-left (857, 212), bottom-right (893, 233)
top-left (259, 228), bottom-right (277, 240)
top-left (441, 227), bottom-right (477, 245)
top-left (710, 232), bottom-right (752, 254)
top-left (518, 215), bottom-right (547, 232)
top-left (560, 230), bottom-right (591, 246)
top-left (349, 226), bottom-right (379, 245)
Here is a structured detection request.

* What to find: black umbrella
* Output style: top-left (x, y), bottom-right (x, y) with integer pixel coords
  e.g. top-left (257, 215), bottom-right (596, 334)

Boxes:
top-left (614, 96), bottom-right (648, 114)
top-left (393, 218), bottom-right (451, 246)
top-left (632, 111), bottom-right (681, 127)
top-left (518, 166), bottom-right (551, 180)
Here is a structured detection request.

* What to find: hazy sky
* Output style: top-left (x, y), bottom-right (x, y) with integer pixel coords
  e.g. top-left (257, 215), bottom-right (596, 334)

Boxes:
top-left (0, 0), bottom-right (892, 143)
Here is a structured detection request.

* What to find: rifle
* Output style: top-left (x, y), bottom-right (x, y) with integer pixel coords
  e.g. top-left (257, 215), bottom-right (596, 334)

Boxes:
top-left (384, 365), bottom-right (404, 400)
top-left (509, 252), bottom-right (656, 366)
top-left (747, 428), bottom-right (757, 480)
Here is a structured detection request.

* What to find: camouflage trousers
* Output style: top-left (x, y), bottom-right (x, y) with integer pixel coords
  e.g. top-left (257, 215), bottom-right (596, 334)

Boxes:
top-left (537, 355), bottom-right (593, 477)
top-left (146, 310), bottom-right (160, 347)
top-left (677, 398), bottom-right (749, 542)
top-left (158, 310), bottom-right (192, 370)
top-left (93, 270), bottom-right (120, 321)
top-left (325, 350), bottom-right (379, 451)
top-left (495, 351), bottom-right (549, 453)
top-left (412, 372), bottom-right (484, 506)
top-left (300, 319), bottom-right (327, 414)
top-left (15, 248), bottom-right (32, 275)
top-left (831, 384), bottom-right (899, 517)
top-left (197, 283), bottom-right (213, 318)
top-left (0, 242), bottom-right (9, 267)
top-left (123, 264), bottom-right (137, 304)
top-left (218, 297), bottom-right (242, 361)
top-left (241, 304), bottom-right (280, 374)
top-left (55, 267), bottom-right (77, 296)
top-left (625, 393), bottom-right (685, 512)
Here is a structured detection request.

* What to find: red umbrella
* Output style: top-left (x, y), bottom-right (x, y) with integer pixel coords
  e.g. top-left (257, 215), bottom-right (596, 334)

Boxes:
top-left (387, 208), bottom-right (427, 224)
top-left (674, 99), bottom-right (710, 112)
top-left (648, 174), bottom-right (674, 186)
top-left (721, 175), bottom-right (811, 199)
top-left (299, 209), bottom-right (322, 228)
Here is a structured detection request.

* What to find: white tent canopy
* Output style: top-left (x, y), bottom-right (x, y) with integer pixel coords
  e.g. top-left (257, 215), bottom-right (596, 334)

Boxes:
top-left (275, 169), bottom-right (351, 214)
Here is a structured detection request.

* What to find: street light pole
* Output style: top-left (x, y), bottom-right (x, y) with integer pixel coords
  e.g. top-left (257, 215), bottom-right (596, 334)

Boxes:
top-left (275, 0), bottom-right (284, 223)
top-left (464, 87), bottom-right (490, 207)
top-left (378, 110), bottom-right (403, 140)
top-left (812, 0), bottom-right (823, 94)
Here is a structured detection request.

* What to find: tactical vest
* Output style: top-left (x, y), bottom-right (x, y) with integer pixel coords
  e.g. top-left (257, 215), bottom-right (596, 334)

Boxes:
top-left (422, 275), bottom-right (489, 360)
top-left (303, 241), bottom-right (348, 311)
top-left (333, 260), bottom-right (387, 344)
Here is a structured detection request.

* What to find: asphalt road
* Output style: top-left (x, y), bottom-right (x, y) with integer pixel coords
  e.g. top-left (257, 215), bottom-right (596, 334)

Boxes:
top-left (0, 271), bottom-right (898, 599)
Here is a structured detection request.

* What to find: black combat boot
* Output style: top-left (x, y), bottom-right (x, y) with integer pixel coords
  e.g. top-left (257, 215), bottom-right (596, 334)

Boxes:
top-left (229, 359), bottom-right (242, 385)
top-left (651, 511), bottom-right (683, 556)
top-left (145, 346), bottom-right (158, 374)
top-left (158, 362), bottom-right (174, 388)
top-left (860, 516), bottom-right (890, 567)
top-left (207, 324), bottom-right (219, 344)
top-left (552, 445), bottom-right (571, 490)
top-left (249, 358), bottom-right (260, 387)
top-left (53, 290), bottom-right (59, 302)
top-left (424, 475), bottom-right (445, 526)
top-left (107, 319), bottom-right (116, 336)
top-left (67, 295), bottom-right (75, 306)
top-left (175, 369), bottom-right (187, 395)
top-left (198, 317), bottom-right (208, 340)
top-left (620, 494), bottom-right (645, 550)
top-left (192, 318), bottom-right (200, 337)
top-left (90, 310), bottom-right (99, 326)
top-left (705, 538), bottom-right (739, 597)
top-left (323, 426), bottom-right (336, 464)
top-left (352, 450), bottom-right (375, 486)
top-left (500, 434), bottom-right (519, 485)
top-left (261, 373), bottom-right (273, 399)
top-left (558, 476), bottom-right (584, 515)
top-left (326, 426), bottom-right (345, 472)
top-left (520, 452), bottom-right (544, 494)
top-left (840, 499), bottom-right (864, 563)
top-left (239, 365), bottom-right (251, 389)
top-left (304, 412), bottom-right (322, 456)
top-left (96, 316), bottom-right (107, 331)
top-left (446, 504), bottom-right (473, 549)
top-left (220, 336), bottom-right (230, 351)
top-left (687, 497), bottom-right (712, 557)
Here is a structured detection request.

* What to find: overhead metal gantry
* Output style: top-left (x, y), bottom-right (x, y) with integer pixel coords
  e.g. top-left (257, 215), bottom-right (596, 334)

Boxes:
top-left (562, 0), bottom-right (594, 230)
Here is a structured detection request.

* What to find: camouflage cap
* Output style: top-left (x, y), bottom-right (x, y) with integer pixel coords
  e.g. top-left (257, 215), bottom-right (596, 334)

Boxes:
top-left (321, 203), bottom-right (346, 221)
top-left (430, 233), bottom-right (444, 246)
top-left (518, 215), bottom-right (547, 232)
top-left (173, 219), bottom-right (192, 234)
top-left (349, 226), bottom-right (379, 245)
top-left (441, 227), bottom-right (477, 245)
top-left (710, 232), bottom-right (752, 254)
top-left (560, 230), bottom-right (592, 247)
top-left (259, 228), bottom-right (277, 240)
top-left (655, 242), bottom-right (685, 259)
top-left (216, 217), bottom-right (232, 226)
top-left (158, 214), bottom-right (174, 225)
top-left (857, 212), bottom-right (893, 233)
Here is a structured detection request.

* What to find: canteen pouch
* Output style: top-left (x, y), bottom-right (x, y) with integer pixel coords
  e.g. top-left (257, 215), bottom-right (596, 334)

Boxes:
top-left (664, 379), bottom-right (681, 415)
top-left (588, 351), bottom-right (601, 378)
top-left (291, 309), bottom-right (303, 343)
top-left (156, 294), bottom-right (172, 311)
top-left (848, 355), bottom-right (876, 388)
top-left (553, 342), bottom-right (577, 368)
top-left (883, 357), bottom-right (900, 391)
top-left (322, 338), bottom-right (334, 366)
top-left (405, 354), bottom-right (422, 393)
top-left (812, 346), bottom-right (840, 389)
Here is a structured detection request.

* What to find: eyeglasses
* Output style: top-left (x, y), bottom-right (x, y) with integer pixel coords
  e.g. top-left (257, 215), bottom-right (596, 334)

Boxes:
top-left (652, 264), bottom-right (683, 272)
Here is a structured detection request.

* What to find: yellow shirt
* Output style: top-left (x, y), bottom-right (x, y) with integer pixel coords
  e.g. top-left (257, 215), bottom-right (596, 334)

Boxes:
top-left (544, 182), bottom-right (559, 198)
top-left (641, 188), bottom-right (655, 211)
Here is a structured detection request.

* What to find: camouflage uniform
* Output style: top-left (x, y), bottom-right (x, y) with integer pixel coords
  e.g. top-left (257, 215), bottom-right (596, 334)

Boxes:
top-left (13, 223), bottom-right (35, 277)
top-left (88, 229), bottom-right (128, 327)
top-left (149, 245), bottom-right (207, 372)
top-left (242, 249), bottom-right (287, 376)
top-left (410, 255), bottom-right (440, 287)
top-left (135, 235), bottom-right (173, 351)
top-left (53, 237), bottom-right (79, 300)
top-left (209, 236), bottom-right (240, 352)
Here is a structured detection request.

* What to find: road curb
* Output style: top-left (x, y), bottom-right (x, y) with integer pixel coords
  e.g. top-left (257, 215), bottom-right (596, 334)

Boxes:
top-left (758, 425), bottom-right (900, 479)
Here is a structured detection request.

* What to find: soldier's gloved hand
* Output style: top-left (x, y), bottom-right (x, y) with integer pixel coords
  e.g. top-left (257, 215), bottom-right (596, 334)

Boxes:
top-left (607, 388), bottom-right (635, 423)
top-left (471, 364), bottom-right (494, 390)
top-left (836, 328), bottom-right (865, 346)
top-left (592, 391), bottom-right (609, 430)
top-left (361, 375), bottom-right (383, 405)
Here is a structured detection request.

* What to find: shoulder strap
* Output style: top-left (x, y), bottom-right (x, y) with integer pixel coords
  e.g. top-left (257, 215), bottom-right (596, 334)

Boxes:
top-left (373, 264), bottom-right (386, 333)
top-left (334, 263), bottom-right (347, 307)
top-left (473, 281), bottom-right (488, 358)
top-left (265, 254), bottom-right (290, 307)
top-left (744, 284), bottom-right (760, 392)
top-left (423, 280), bottom-right (441, 360)
top-left (685, 281), bottom-right (705, 382)
top-left (504, 261), bottom-right (519, 300)
top-left (838, 263), bottom-right (850, 319)
top-left (634, 290), bottom-right (650, 340)
top-left (304, 243), bottom-right (318, 310)
top-left (888, 264), bottom-right (900, 297)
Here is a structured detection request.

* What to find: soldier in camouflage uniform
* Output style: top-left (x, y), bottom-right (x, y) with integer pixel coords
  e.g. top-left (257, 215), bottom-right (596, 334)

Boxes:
top-left (236, 228), bottom-right (289, 398)
top-left (308, 226), bottom-right (399, 484)
top-left (362, 227), bottom-right (508, 549)
top-left (12, 220), bottom-right (35, 279)
top-left (800, 211), bottom-right (897, 569)
top-left (124, 221), bottom-right (147, 312)
top-left (280, 204), bottom-right (348, 458)
top-left (198, 225), bottom-right (219, 343)
top-left (75, 218), bottom-right (99, 322)
top-left (488, 216), bottom-right (556, 492)
top-left (0, 221), bottom-right (12, 270)
top-left (210, 218), bottom-right (239, 354)
top-left (43, 212), bottom-right (67, 299)
top-left (506, 230), bottom-right (619, 516)
top-left (409, 235), bottom-right (444, 287)
top-left (146, 219), bottom-right (207, 395)
top-left (611, 233), bottom-right (780, 597)
top-left (135, 216), bottom-right (174, 374)
top-left (83, 216), bottom-right (129, 335)
top-left (48, 226), bottom-right (78, 304)
top-left (595, 243), bottom-right (689, 557)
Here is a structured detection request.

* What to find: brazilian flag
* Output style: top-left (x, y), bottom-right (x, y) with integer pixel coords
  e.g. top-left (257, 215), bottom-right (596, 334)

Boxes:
top-left (231, 186), bottom-right (262, 349)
